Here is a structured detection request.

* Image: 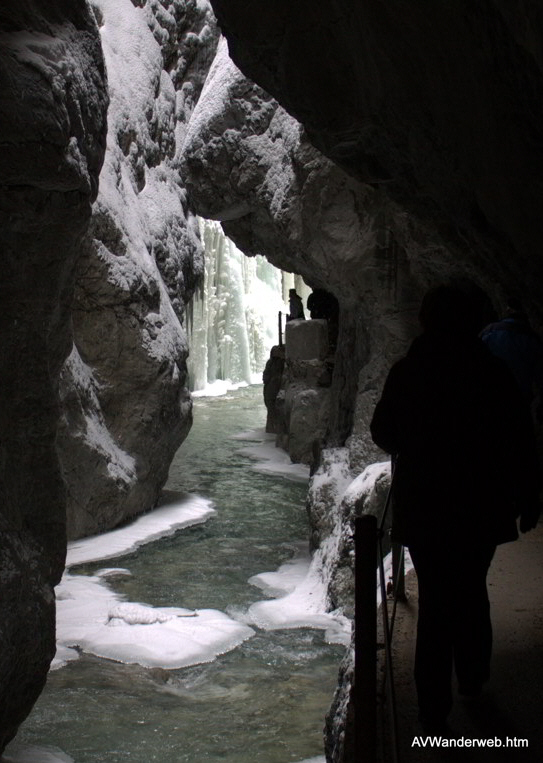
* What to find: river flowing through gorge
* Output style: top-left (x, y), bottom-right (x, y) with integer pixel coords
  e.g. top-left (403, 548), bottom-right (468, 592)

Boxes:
top-left (10, 386), bottom-right (346, 763)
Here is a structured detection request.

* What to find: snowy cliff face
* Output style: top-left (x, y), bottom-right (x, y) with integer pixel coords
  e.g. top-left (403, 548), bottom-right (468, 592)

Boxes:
top-left (181, 37), bottom-right (477, 470)
top-left (209, 0), bottom-right (543, 331)
top-left (0, 1), bottom-right (108, 750)
top-left (57, 0), bottom-right (220, 539)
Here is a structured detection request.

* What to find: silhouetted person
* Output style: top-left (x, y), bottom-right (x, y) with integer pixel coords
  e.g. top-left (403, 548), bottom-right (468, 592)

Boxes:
top-left (370, 284), bottom-right (541, 732)
top-left (307, 288), bottom-right (338, 320)
top-left (481, 296), bottom-right (543, 416)
top-left (287, 288), bottom-right (305, 321)
top-left (307, 288), bottom-right (339, 350)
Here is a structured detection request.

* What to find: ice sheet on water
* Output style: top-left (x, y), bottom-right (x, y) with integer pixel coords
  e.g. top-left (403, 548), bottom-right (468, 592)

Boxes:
top-left (1, 743), bottom-right (74, 762)
top-left (237, 439), bottom-right (310, 483)
top-left (66, 494), bottom-right (215, 567)
top-left (191, 380), bottom-right (249, 398)
top-left (245, 550), bottom-right (351, 646)
top-left (55, 571), bottom-right (254, 670)
top-left (55, 496), bottom-right (255, 671)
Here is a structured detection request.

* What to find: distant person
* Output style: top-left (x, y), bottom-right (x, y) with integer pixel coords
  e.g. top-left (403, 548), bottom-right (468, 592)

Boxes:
top-left (287, 289), bottom-right (305, 321)
top-left (307, 288), bottom-right (338, 320)
top-left (370, 284), bottom-right (541, 733)
top-left (307, 288), bottom-right (339, 350)
top-left (481, 296), bottom-right (543, 416)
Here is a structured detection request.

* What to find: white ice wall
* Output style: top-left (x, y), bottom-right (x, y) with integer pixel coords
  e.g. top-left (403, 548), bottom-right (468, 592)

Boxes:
top-left (187, 219), bottom-right (293, 391)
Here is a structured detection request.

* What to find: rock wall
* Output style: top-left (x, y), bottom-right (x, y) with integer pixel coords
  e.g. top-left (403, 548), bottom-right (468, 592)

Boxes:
top-left (180, 35), bottom-right (482, 470)
top-left (57, 0), bottom-right (219, 539)
top-left (209, 0), bottom-right (543, 331)
top-left (0, 0), bottom-right (108, 750)
top-left (180, 14), bottom-right (543, 761)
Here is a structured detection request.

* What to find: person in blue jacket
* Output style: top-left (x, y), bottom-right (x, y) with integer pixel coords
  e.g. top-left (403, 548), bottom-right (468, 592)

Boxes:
top-left (370, 284), bottom-right (541, 733)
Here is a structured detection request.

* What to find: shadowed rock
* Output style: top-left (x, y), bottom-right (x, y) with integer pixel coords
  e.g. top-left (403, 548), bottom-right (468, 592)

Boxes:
top-left (0, 0), bottom-right (108, 749)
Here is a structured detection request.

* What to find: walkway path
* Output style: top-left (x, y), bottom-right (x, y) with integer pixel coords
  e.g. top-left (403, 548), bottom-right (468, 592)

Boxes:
top-left (381, 523), bottom-right (543, 762)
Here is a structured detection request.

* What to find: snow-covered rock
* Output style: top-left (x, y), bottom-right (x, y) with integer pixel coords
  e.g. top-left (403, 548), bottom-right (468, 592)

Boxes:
top-left (180, 35), bottom-right (433, 472)
top-left (57, 0), bottom-right (220, 538)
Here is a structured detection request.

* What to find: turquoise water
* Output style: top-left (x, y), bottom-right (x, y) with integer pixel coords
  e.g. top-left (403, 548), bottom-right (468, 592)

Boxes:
top-left (15, 386), bottom-right (343, 762)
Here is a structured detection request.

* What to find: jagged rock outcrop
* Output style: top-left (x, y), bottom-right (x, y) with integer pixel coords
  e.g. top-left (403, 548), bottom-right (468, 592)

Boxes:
top-left (58, 0), bottom-right (220, 539)
top-left (0, 1), bottom-right (108, 750)
top-left (209, 0), bottom-right (543, 330)
top-left (181, 37), bottom-right (433, 470)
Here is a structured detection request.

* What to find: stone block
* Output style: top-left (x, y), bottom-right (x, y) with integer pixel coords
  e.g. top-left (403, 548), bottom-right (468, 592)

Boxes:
top-left (285, 319), bottom-right (329, 361)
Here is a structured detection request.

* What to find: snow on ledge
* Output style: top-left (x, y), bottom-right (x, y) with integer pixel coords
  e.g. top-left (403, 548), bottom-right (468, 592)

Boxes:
top-left (243, 549), bottom-right (350, 646)
top-left (235, 430), bottom-right (310, 483)
top-left (66, 494), bottom-right (215, 568)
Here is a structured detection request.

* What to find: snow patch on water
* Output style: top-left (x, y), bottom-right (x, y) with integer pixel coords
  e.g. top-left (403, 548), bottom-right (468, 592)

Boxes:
top-left (191, 379), bottom-right (250, 397)
top-left (54, 496), bottom-right (255, 671)
top-left (245, 550), bottom-right (351, 645)
top-left (235, 430), bottom-right (310, 483)
top-left (55, 572), bottom-right (254, 670)
top-left (66, 495), bottom-right (215, 567)
top-left (241, 450), bottom-right (414, 648)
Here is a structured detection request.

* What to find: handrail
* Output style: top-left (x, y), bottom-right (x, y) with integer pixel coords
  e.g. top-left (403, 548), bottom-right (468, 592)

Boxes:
top-left (354, 462), bottom-right (405, 763)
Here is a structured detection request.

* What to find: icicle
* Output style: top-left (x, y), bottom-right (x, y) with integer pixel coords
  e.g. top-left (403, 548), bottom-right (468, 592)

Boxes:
top-left (187, 218), bottom-right (310, 393)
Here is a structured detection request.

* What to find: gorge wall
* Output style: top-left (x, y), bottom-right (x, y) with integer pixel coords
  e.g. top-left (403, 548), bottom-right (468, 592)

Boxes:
top-left (0, 0), bottom-right (219, 748)
top-left (2, 0), bottom-right (543, 756)
top-left (183, 5), bottom-right (543, 760)
top-left (0, 0), bottom-right (108, 749)
top-left (58, 0), bottom-right (219, 539)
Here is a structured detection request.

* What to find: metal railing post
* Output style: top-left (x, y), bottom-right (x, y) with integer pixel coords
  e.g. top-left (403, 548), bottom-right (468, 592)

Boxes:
top-left (354, 514), bottom-right (377, 762)
top-left (278, 311), bottom-right (283, 346)
top-left (392, 542), bottom-right (406, 602)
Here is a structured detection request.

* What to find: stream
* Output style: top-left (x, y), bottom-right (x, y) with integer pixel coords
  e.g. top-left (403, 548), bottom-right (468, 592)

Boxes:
top-left (11, 385), bottom-right (346, 763)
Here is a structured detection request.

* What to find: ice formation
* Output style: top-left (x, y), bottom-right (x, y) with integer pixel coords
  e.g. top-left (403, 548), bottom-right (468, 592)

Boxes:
top-left (241, 447), bottom-right (414, 646)
top-left (187, 218), bottom-right (310, 392)
top-left (66, 495), bottom-right (215, 567)
top-left (233, 428), bottom-right (310, 482)
top-left (54, 495), bottom-right (255, 671)
top-left (55, 571), bottom-right (254, 669)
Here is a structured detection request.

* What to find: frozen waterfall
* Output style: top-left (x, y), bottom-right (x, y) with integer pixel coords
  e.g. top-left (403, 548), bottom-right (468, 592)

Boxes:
top-left (187, 219), bottom-right (309, 393)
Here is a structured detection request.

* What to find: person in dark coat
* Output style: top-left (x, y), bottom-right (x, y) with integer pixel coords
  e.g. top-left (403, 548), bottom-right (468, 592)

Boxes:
top-left (287, 288), bottom-right (305, 321)
top-left (370, 284), bottom-right (541, 731)
top-left (307, 288), bottom-right (340, 350)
